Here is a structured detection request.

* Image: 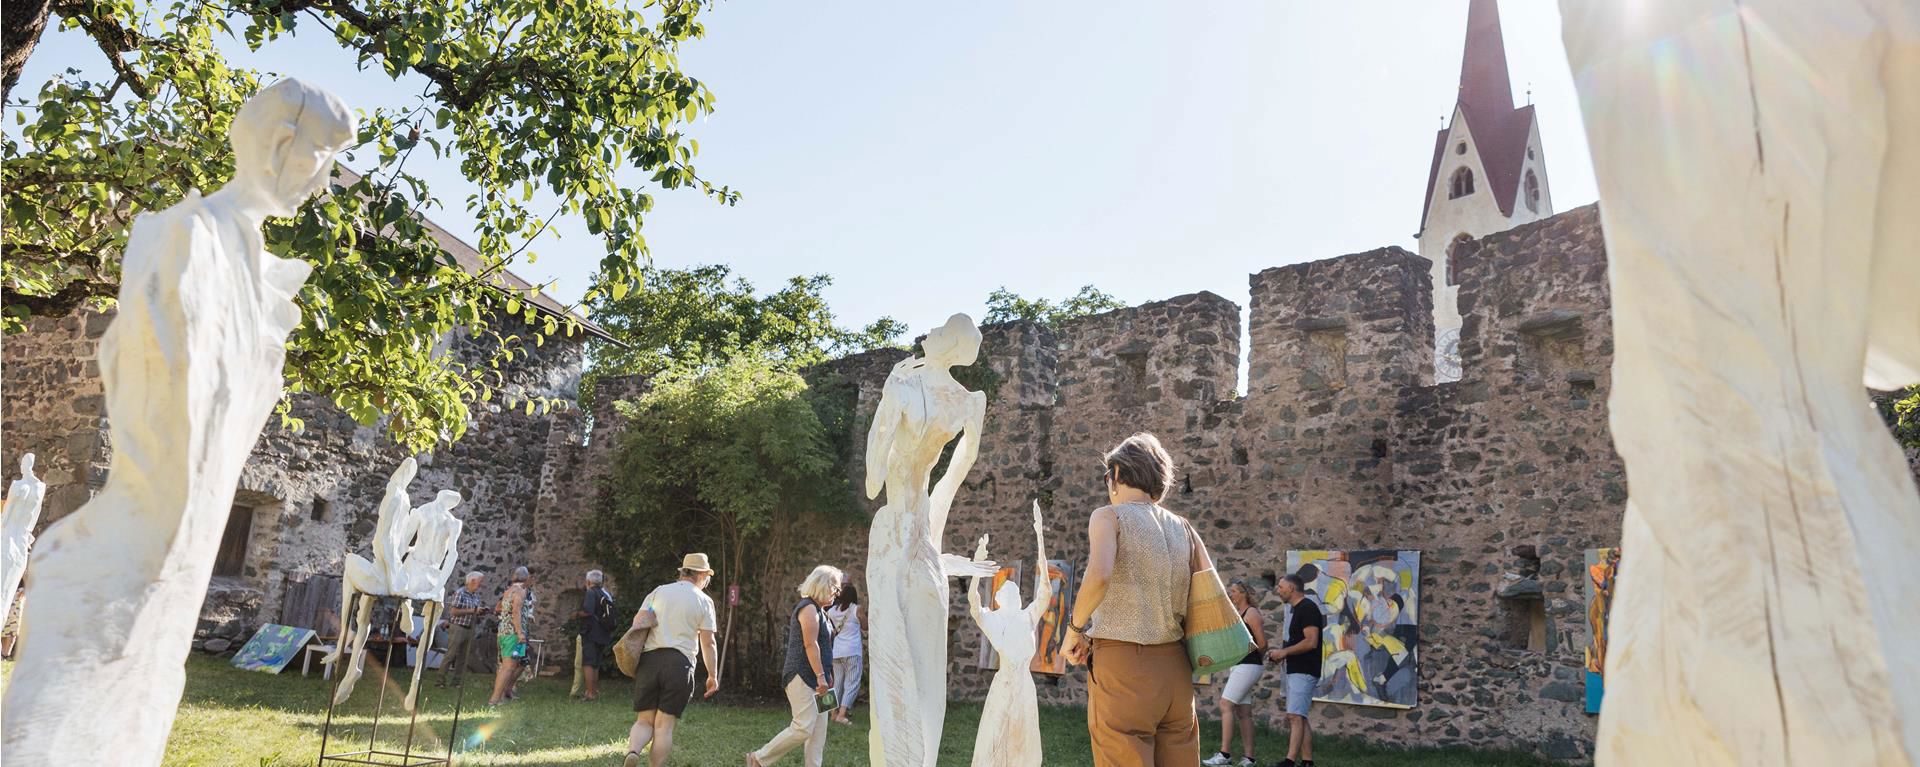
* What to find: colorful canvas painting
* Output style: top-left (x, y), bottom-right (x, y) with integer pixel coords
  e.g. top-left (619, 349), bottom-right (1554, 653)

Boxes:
top-left (1285, 549), bottom-right (1421, 709)
top-left (974, 562), bottom-right (1021, 670)
top-left (1584, 547), bottom-right (1620, 714)
top-left (1030, 560), bottom-right (1076, 675)
top-left (231, 624), bottom-right (317, 674)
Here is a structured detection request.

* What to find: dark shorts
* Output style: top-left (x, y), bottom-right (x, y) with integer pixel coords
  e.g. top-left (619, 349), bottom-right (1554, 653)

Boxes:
top-left (581, 636), bottom-right (610, 667)
top-left (632, 648), bottom-right (695, 717)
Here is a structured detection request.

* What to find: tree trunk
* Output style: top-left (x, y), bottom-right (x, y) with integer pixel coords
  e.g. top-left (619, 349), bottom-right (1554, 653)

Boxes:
top-left (2, 0), bottom-right (55, 103)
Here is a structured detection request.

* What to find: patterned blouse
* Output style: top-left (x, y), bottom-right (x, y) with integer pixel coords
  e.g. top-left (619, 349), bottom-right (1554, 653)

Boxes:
top-left (1089, 501), bottom-right (1190, 645)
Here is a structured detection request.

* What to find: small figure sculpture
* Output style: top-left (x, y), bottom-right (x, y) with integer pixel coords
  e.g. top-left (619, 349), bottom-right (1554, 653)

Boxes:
top-left (325, 458), bottom-right (416, 703)
top-left (864, 313), bottom-right (998, 767)
top-left (2, 454), bottom-right (47, 626)
top-left (328, 460), bottom-right (464, 711)
top-left (0, 78), bottom-right (353, 766)
top-left (396, 489), bottom-right (462, 711)
top-left (964, 501), bottom-right (1051, 767)
top-left (1560, 1), bottom-right (1920, 764)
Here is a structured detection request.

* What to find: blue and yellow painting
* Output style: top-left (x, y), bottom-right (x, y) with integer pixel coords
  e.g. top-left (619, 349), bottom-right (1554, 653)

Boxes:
top-left (1285, 549), bottom-right (1421, 709)
top-left (231, 624), bottom-right (317, 674)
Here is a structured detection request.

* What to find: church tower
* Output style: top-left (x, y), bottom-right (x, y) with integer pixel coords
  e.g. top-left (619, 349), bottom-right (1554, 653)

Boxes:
top-left (1416, 0), bottom-right (1553, 380)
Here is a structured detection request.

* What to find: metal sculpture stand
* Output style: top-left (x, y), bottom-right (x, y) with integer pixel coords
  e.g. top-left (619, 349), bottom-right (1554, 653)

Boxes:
top-left (317, 596), bottom-right (468, 766)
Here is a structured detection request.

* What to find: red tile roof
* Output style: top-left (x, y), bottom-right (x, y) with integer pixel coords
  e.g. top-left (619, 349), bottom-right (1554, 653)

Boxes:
top-left (1418, 0), bottom-right (1537, 235)
top-left (332, 167), bottom-right (612, 342)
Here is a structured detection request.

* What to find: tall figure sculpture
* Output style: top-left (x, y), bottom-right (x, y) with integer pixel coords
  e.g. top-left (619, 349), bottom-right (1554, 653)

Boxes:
top-left (1, 78), bottom-right (353, 766)
top-left (2, 454), bottom-right (47, 626)
top-left (963, 501), bottom-right (1051, 767)
top-left (864, 313), bottom-right (997, 767)
top-left (1560, 2), bottom-right (1920, 765)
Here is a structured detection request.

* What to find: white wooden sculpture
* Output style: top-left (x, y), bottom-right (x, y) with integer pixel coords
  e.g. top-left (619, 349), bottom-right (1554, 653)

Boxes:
top-left (397, 489), bottom-right (462, 711)
top-left (864, 313), bottom-right (998, 767)
top-left (2, 454), bottom-right (47, 627)
top-left (0, 78), bottom-right (352, 766)
top-left (1559, 2), bottom-right (1920, 764)
top-left (328, 460), bottom-right (464, 711)
top-left (325, 457), bottom-right (417, 703)
top-left (964, 501), bottom-right (1051, 767)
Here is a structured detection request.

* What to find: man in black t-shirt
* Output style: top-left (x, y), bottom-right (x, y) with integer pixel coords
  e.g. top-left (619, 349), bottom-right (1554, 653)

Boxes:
top-left (1266, 574), bottom-right (1323, 767)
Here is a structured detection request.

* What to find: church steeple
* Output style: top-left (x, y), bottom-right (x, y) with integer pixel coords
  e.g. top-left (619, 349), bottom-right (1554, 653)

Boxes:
top-left (1416, 0), bottom-right (1553, 382)
top-left (1458, 0), bottom-right (1515, 120)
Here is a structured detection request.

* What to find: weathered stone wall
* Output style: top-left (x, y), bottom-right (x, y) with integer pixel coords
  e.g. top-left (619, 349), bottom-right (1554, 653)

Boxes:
top-left (726, 205), bottom-right (1619, 761)
top-left (2, 310), bottom-right (588, 649)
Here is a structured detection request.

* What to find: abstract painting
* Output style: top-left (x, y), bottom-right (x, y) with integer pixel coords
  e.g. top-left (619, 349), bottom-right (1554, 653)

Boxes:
top-left (1584, 547), bottom-right (1620, 714)
top-left (231, 624), bottom-right (317, 674)
top-left (1030, 559), bottom-right (1075, 675)
top-left (1285, 549), bottom-right (1420, 709)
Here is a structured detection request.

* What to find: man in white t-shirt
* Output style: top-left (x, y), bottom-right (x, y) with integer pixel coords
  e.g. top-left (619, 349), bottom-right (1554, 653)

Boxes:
top-left (624, 553), bottom-right (720, 767)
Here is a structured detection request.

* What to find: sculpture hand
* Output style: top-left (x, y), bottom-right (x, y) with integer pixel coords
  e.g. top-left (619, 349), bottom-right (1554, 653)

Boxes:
top-left (942, 552), bottom-right (998, 578)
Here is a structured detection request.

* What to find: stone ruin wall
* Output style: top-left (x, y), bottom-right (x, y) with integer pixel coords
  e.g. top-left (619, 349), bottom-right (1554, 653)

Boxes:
top-left (2, 310), bottom-right (589, 648)
top-left (805, 205), bottom-right (1621, 761)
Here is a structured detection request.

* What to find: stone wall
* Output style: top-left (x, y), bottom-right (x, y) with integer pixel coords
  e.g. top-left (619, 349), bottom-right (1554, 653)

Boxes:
top-left (2, 310), bottom-right (588, 649)
top-left (744, 205), bottom-right (1619, 761)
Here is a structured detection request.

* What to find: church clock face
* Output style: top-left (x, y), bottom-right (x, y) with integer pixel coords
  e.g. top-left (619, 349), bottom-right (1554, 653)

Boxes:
top-left (1436, 326), bottom-right (1463, 382)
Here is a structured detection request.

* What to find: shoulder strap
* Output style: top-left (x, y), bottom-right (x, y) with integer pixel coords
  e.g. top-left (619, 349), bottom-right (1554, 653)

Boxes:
top-left (1183, 516), bottom-right (1206, 575)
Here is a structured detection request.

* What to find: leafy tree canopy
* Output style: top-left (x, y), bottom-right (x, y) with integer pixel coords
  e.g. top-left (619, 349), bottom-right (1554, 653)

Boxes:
top-left (3, 0), bottom-right (732, 450)
top-left (584, 263), bottom-right (904, 391)
top-left (983, 284), bottom-right (1126, 327)
top-left (1876, 385), bottom-right (1920, 451)
top-left (585, 353), bottom-right (860, 687)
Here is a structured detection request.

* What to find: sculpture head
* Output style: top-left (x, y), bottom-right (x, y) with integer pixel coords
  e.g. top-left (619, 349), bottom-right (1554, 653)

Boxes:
top-left (922, 313), bottom-right (982, 368)
top-left (387, 457), bottom-right (418, 493)
top-left (433, 489), bottom-right (462, 513)
top-left (993, 580), bottom-right (1022, 612)
top-left (17, 453), bottom-right (34, 477)
top-left (230, 78), bottom-right (356, 217)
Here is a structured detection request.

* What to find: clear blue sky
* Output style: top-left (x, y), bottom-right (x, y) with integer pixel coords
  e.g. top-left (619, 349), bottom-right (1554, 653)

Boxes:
top-left (21, 1), bottom-right (1595, 344)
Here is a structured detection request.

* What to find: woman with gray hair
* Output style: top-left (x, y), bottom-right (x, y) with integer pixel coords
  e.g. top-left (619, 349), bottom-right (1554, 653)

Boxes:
top-left (488, 566), bottom-right (535, 706)
top-left (575, 569), bottom-right (615, 701)
top-left (747, 565), bottom-right (843, 767)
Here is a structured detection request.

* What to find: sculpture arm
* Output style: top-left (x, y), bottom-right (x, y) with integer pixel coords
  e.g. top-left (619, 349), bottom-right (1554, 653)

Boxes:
top-left (966, 535), bottom-right (988, 624)
top-left (863, 380), bottom-right (904, 499)
top-left (928, 392), bottom-right (987, 537)
top-left (1027, 503), bottom-right (1053, 625)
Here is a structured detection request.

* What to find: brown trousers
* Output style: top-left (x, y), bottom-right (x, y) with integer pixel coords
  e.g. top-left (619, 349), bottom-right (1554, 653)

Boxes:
top-left (1087, 639), bottom-right (1200, 767)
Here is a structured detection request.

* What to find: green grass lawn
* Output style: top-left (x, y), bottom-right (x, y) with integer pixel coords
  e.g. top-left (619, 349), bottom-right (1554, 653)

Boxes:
top-left (130, 655), bottom-right (1554, 766)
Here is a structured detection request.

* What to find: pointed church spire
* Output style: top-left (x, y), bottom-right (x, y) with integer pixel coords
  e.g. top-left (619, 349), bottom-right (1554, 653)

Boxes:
top-left (1458, 0), bottom-right (1515, 119)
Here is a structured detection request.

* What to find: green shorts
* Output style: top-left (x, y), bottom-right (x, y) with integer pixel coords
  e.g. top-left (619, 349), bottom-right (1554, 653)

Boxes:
top-left (498, 632), bottom-right (528, 661)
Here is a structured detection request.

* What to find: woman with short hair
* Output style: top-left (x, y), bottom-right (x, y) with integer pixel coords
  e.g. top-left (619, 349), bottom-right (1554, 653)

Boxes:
top-left (747, 565), bottom-right (842, 767)
top-left (1061, 432), bottom-right (1210, 767)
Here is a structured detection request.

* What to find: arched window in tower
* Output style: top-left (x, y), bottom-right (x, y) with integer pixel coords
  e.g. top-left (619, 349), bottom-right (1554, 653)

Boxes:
top-left (1524, 170), bottom-right (1541, 213)
top-left (1449, 167), bottom-right (1475, 199)
top-left (1447, 233), bottom-right (1473, 285)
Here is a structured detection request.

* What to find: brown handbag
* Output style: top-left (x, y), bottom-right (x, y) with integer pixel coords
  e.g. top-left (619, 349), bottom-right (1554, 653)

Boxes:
top-left (614, 611), bottom-right (655, 677)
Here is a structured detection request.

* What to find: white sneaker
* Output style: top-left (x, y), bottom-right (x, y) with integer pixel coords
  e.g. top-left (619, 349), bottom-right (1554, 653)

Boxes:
top-left (1203, 754), bottom-right (1234, 766)
top-left (1238, 759), bottom-right (1258, 767)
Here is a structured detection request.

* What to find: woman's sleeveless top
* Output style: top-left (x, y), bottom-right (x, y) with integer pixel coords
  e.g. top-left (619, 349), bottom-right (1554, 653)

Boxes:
top-left (781, 599), bottom-right (835, 687)
top-left (1239, 607), bottom-right (1264, 666)
top-left (1088, 501), bottom-right (1189, 645)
